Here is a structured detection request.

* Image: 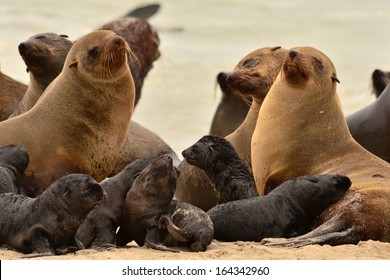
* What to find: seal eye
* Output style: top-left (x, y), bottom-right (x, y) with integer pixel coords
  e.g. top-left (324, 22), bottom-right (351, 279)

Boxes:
top-left (313, 57), bottom-right (324, 70)
top-left (88, 46), bottom-right (99, 58)
top-left (35, 35), bottom-right (46, 40)
top-left (243, 59), bottom-right (256, 67)
top-left (60, 34), bottom-right (69, 38)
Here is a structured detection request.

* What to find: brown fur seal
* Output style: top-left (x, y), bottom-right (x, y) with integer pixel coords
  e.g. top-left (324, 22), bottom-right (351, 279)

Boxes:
top-left (252, 46), bottom-right (390, 246)
top-left (75, 157), bottom-right (155, 249)
top-left (209, 72), bottom-right (251, 137)
top-left (175, 46), bottom-right (288, 210)
top-left (182, 135), bottom-right (257, 203)
top-left (116, 155), bottom-right (178, 247)
top-left (208, 174), bottom-right (350, 242)
top-left (155, 199), bottom-right (214, 252)
top-left (0, 71), bottom-right (27, 120)
top-left (0, 174), bottom-right (105, 254)
top-left (0, 144), bottom-right (29, 194)
top-left (0, 30), bottom-right (135, 197)
top-left (98, 17), bottom-right (160, 107)
top-left (371, 69), bottom-right (390, 98)
top-left (9, 33), bottom-right (73, 118)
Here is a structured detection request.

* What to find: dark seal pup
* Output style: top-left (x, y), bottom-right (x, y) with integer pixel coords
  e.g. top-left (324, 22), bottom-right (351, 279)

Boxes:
top-left (0, 174), bottom-right (105, 254)
top-left (0, 144), bottom-right (29, 194)
top-left (182, 135), bottom-right (258, 203)
top-left (155, 199), bottom-right (214, 252)
top-left (207, 174), bottom-right (351, 242)
top-left (75, 157), bottom-right (155, 249)
top-left (116, 155), bottom-right (178, 247)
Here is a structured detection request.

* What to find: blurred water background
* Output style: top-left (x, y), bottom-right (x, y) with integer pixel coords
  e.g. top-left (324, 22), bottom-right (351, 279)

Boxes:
top-left (1, 0), bottom-right (390, 157)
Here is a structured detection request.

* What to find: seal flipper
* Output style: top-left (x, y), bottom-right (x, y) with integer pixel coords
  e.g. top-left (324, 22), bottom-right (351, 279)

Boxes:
top-left (158, 214), bottom-right (192, 242)
top-left (27, 224), bottom-right (54, 254)
top-left (261, 215), bottom-right (362, 248)
top-left (144, 226), bottom-right (179, 253)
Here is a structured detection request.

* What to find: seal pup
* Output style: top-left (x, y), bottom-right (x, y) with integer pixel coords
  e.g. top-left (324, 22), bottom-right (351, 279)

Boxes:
top-left (209, 72), bottom-right (251, 137)
top-left (0, 174), bottom-right (105, 254)
top-left (0, 71), bottom-right (26, 120)
top-left (207, 174), bottom-right (351, 242)
top-left (0, 30), bottom-right (135, 197)
top-left (155, 199), bottom-right (214, 252)
top-left (182, 135), bottom-right (258, 203)
top-left (75, 157), bottom-right (155, 249)
top-left (0, 144), bottom-right (29, 194)
top-left (371, 69), bottom-right (390, 98)
top-left (346, 83), bottom-right (390, 163)
top-left (175, 46), bottom-right (288, 210)
top-left (116, 155), bottom-right (178, 248)
top-left (9, 33), bottom-right (73, 118)
top-left (252, 46), bottom-right (390, 246)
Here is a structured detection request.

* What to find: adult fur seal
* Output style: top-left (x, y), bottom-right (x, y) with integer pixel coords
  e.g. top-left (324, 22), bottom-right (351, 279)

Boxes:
top-left (155, 199), bottom-right (214, 252)
top-left (371, 69), bottom-right (390, 98)
top-left (0, 30), bottom-right (135, 197)
top-left (252, 46), bottom-right (390, 246)
top-left (0, 174), bottom-right (105, 254)
top-left (75, 157), bottom-right (155, 249)
top-left (0, 144), bottom-right (29, 194)
top-left (0, 71), bottom-right (26, 120)
top-left (175, 46), bottom-right (287, 210)
top-left (182, 135), bottom-right (257, 203)
top-left (9, 33), bottom-right (73, 118)
top-left (209, 72), bottom-right (251, 137)
top-left (208, 174), bottom-right (351, 242)
top-left (346, 83), bottom-right (390, 163)
top-left (116, 155), bottom-right (178, 247)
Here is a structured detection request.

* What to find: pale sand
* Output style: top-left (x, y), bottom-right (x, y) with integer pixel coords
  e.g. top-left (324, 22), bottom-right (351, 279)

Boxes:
top-left (1, 239), bottom-right (390, 260)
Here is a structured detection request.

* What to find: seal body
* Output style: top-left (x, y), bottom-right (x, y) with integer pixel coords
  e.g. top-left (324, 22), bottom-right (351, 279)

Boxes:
top-left (0, 144), bottom-right (29, 194)
top-left (175, 46), bottom-right (288, 210)
top-left (182, 135), bottom-right (257, 203)
top-left (0, 71), bottom-right (26, 120)
top-left (75, 157), bottom-right (155, 249)
top-left (209, 72), bottom-right (251, 137)
top-left (207, 174), bottom-right (350, 242)
top-left (252, 46), bottom-right (390, 246)
top-left (0, 174), bottom-right (105, 254)
top-left (116, 155), bottom-right (178, 247)
top-left (346, 83), bottom-right (390, 163)
top-left (156, 199), bottom-right (214, 252)
top-left (9, 33), bottom-right (73, 118)
top-left (0, 30), bottom-right (135, 197)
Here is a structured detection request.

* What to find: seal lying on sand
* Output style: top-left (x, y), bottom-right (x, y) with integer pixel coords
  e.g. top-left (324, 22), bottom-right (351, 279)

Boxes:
top-left (0, 144), bottom-right (29, 194)
top-left (116, 155), bottom-right (178, 247)
top-left (75, 157), bottom-right (155, 249)
top-left (208, 174), bottom-right (351, 242)
top-left (155, 199), bottom-right (214, 252)
top-left (0, 30), bottom-right (135, 197)
top-left (371, 69), bottom-right (390, 98)
top-left (182, 135), bottom-right (257, 203)
top-left (9, 33), bottom-right (73, 118)
top-left (0, 174), bottom-right (105, 254)
top-left (252, 46), bottom-right (390, 247)
top-left (175, 46), bottom-right (288, 211)
top-left (0, 71), bottom-right (26, 120)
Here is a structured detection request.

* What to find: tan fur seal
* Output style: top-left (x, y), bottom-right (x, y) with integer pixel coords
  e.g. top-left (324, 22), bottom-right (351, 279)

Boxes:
top-left (9, 33), bottom-right (73, 118)
top-left (0, 30), bottom-right (134, 197)
top-left (175, 46), bottom-right (288, 210)
top-left (0, 71), bottom-right (27, 120)
top-left (253, 46), bottom-right (390, 246)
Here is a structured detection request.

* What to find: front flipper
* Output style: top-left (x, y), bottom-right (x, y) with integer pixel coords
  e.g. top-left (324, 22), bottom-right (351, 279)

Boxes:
top-left (261, 216), bottom-right (362, 248)
top-left (144, 226), bottom-right (180, 253)
top-left (27, 224), bottom-right (55, 254)
top-left (158, 214), bottom-right (192, 242)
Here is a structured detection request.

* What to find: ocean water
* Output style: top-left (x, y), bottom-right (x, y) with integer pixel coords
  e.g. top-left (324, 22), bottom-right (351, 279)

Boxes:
top-left (1, 0), bottom-right (390, 157)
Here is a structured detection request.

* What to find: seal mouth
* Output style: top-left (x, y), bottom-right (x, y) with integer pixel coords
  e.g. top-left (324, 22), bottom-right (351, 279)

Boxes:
top-left (19, 43), bottom-right (51, 70)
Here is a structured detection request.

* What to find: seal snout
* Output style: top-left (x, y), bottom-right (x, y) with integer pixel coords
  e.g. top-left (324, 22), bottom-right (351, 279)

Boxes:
top-left (289, 50), bottom-right (298, 60)
top-left (334, 174), bottom-right (352, 192)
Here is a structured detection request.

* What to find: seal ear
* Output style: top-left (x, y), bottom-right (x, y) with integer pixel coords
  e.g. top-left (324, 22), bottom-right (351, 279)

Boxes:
top-left (63, 188), bottom-right (71, 197)
top-left (69, 60), bottom-right (78, 69)
top-left (332, 73), bottom-right (340, 83)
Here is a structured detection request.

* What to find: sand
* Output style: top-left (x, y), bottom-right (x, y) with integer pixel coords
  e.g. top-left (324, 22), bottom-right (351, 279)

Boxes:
top-left (1, 239), bottom-right (390, 260)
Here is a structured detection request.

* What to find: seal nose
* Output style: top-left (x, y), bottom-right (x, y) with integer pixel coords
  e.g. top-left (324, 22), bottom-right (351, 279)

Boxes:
top-left (114, 36), bottom-right (123, 45)
top-left (289, 50), bottom-right (298, 60)
top-left (18, 42), bottom-right (26, 54)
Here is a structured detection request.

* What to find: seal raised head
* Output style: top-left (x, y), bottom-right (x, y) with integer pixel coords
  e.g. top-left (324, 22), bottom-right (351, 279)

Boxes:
top-left (252, 46), bottom-right (390, 246)
top-left (175, 46), bottom-right (288, 211)
top-left (0, 174), bottom-right (105, 254)
top-left (0, 30), bottom-right (135, 197)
